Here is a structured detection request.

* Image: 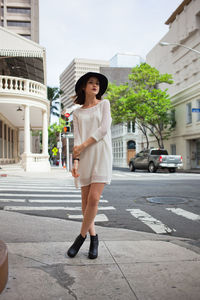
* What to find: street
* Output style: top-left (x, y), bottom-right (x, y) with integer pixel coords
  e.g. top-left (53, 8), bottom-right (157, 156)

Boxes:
top-left (0, 169), bottom-right (200, 241)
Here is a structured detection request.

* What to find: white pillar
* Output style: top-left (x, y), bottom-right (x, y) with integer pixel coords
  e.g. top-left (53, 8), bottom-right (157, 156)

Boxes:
top-left (42, 110), bottom-right (48, 155)
top-left (24, 105), bottom-right (30, 154)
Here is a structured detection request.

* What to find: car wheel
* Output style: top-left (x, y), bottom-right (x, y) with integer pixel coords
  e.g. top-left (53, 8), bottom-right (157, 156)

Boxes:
top-left (148, 162), bottom-right (156, 173)
top-left (129, 162), bottom-right (135, 172)
top-left (168, 168), bottom-right (176, 173)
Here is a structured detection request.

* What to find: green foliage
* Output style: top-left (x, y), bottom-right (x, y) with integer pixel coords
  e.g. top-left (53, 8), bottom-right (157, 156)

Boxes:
top-left (107, 63), bottom-right (174, 148)
top-left (48, 118), bottom-right (66, 156)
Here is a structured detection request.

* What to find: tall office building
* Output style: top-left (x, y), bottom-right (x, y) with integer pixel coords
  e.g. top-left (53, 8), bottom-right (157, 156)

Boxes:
top-left (60, 58), bottom-right (109, 109)
top-left (0, 0), bottom-right (39, 42)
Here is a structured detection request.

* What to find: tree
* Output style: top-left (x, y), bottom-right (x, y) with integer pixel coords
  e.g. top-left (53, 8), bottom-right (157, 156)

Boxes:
top-left (107, 63), bottom-right (175, 149)
top-left (48, 118), bottom-right (66, 159)
top-left (47, 86), bottom-right (63, 117)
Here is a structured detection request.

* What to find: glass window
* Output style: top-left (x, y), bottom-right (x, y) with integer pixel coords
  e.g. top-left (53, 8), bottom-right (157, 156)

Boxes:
top-left (186, 103), bottom-right (192, 124)
top-left (151, 149), bottom-right (168, 155)
top-left (7, 21), bottom-right (31, 27)
top-left (170, 144), bottom-right (176, 155)
top-left (7, 7), bottom-right (30, 14)
top-left (197, 100), bottom-right (200, 122)
top-left (127, 140), bottom-right (136, 149)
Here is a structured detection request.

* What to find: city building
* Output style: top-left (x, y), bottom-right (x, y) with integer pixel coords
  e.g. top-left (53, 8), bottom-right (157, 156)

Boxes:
top-left (0, 26), bottom-right (50, 171)
top-left (0, 0), bottom-right (39, 42)
top-left (60, 58), bottom-right (109, 109)
top-left (60, 53), bottom-right (144, 169)
top-left (146, 0), bottom-right (200, 169)
top-left (100, 66), bottom-right (141, 167)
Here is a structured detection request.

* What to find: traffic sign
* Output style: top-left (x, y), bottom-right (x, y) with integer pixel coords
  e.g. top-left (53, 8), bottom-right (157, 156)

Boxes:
top-left (192, 108), bottom-right (200, 112)
top-left (52, 147), bottom-right (58, 156)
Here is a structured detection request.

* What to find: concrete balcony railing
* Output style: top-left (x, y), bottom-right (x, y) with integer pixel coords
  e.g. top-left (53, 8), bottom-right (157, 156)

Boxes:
top-left (0, 75), bottom-right (47, 99)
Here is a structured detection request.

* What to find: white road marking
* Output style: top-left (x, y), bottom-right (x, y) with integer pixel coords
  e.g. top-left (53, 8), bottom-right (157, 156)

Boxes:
top-left (126, 208), bottom-right (173, 234)
top-left (0, 199), bottom-right (25, 202)
top-left (28, 199), bottom-right (108, 203)
top-left (0, 188), bottom-right (80, 192)
top-left (67, 214), bottom-right (108, 222)
top-left (166, 208), bottom-right (200, 221)
top-left (4, 206), bottom-right (115, 211)
top-left (0, 193), bottom-right (82, 198)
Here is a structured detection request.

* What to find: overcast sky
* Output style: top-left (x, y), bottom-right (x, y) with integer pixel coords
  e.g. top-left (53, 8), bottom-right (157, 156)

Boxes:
top-left (39, 0), bottom-right (183, 87)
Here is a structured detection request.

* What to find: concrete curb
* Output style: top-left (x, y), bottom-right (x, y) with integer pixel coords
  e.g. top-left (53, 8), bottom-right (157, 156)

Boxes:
top-left (0, 241), bottom-right (8, 294)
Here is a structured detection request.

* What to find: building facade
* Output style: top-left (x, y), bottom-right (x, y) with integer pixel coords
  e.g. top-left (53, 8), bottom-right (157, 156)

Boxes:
top-left (59, 58), bottom-right (109, 109)
top-left (0, 26), bottom-right (50, 171)
top-left (100, 66), bottom-right (142, 167)
top-left (146, 0), bottom-right (200, 169)
top-left (0, 0), bottom-right (39, 42)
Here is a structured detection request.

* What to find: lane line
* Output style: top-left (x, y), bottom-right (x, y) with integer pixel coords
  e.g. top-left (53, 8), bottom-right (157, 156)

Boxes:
top-left (3, 206), bottom-right (115, 211)
top-left (126, 208), bottom-right (173, 234)
top-left (166, 208), bottom-right (200, 221)
top-left (68, 214), bottom-right (108, 222)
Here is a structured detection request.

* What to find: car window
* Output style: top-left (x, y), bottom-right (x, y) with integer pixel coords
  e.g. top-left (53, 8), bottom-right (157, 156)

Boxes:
top-left (151, 150), bottom-right (168, 155)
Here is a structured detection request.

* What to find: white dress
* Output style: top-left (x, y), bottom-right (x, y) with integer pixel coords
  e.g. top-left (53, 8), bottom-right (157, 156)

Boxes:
top-left (73, 99), bottom-right (113, 188)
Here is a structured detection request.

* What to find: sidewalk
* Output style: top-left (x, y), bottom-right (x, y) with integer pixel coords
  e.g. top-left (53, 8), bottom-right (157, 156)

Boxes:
top-left (0, 168), bottom-right (200, 299)
top-left (0, 212), bottom-right (200, 299)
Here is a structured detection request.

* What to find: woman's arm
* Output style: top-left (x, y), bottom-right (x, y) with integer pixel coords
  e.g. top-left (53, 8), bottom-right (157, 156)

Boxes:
top-left (73, 100), bottom-right (112, 157)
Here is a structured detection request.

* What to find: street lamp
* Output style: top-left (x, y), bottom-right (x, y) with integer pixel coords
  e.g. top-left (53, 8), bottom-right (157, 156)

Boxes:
top-left (159, 42), bottom-right (200, 55)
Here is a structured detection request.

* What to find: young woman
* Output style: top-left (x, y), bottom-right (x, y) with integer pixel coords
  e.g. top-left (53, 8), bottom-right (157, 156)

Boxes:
top-left (67, 72), bottom-right (112, 259)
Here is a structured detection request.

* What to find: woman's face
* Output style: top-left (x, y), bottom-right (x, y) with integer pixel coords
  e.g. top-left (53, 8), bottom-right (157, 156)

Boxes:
top-left (84, 77), bottom-right (100, 96)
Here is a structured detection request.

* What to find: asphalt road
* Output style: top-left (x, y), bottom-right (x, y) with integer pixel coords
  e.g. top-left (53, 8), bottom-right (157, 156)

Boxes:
top-left (0, 170), bottom-right (200, 241)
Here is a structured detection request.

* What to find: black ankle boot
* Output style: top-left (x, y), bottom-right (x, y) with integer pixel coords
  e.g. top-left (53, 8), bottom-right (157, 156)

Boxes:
top-left (88, 234), bottom-right (99, 259)
top-left (67, 234), bottom-right (87, 258)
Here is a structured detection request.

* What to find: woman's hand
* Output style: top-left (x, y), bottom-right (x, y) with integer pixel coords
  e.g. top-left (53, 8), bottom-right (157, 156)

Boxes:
top-left (73, 144), bottom-right (85, 157)
top-left (71, 160), bottom-right (80, 178)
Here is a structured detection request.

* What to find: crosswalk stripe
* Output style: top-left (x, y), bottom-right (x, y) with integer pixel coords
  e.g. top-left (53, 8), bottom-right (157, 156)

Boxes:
top-left (28, 199), bottom-right (108, 203)
top-left (68, 214), bottom-right (108, 222)
top-left (0, 193), bottom-right (82, 198)
top-left (3, 206), bottom-right (115, 211)
top-left (166, 208), bottom-right (200, 221)
top-left (0, 188), bottom-right (80, 192)
top-left (0, 199), bottom-right (25, 202)
top-left (126, 208), bottom-right (173, 234)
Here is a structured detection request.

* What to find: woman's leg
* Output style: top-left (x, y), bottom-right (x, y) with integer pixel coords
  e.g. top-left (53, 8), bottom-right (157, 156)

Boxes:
top-left (80, 183), bottom-right (105, 237)
top-left (81, 185), bottom-right (96, 236)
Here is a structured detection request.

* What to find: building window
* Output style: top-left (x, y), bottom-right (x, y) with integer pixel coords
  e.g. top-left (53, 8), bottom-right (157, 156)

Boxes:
top-left (186, 103), bottom-right (192, 124)
top-left (20, 34), bottom-right (31, 39)
top-left (127, 121), bottom-right (135, 133)
top-left (197, 100), bottom-right (200, 122)
top-left (7, 7), bottom-right (31, 14)
top-left (170, 144), bottom-right (176, 155)
top-left (127, 140), bottom-right (136, 150)
top-left (7, 21), bottom-right (31, 27)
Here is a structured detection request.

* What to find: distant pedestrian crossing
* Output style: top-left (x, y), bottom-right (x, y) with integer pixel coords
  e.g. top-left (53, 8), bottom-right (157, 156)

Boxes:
top-left (0, 178), bottom-right (115, 223)
top-left (0, 177), bottom-right (200, 235)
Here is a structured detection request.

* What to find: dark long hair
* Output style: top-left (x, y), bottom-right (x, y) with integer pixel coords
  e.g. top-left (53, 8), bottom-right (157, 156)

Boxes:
top-left (73, 77), bottom-right (102, 105)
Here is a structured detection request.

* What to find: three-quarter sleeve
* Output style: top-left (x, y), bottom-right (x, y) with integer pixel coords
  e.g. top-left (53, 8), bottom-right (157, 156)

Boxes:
top-left (73, 112), bottom-right (81, 146)
top-left (91, 100), bottom-right (112, 142)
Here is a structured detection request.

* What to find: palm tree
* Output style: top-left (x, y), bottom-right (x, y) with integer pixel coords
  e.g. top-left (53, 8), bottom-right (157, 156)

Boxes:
top-left (47, 86), bottom-right (63, 117)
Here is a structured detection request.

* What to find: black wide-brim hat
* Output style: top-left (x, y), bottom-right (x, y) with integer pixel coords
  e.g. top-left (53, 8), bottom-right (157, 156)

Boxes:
top-left (75, 72), bottom-right (108, 96)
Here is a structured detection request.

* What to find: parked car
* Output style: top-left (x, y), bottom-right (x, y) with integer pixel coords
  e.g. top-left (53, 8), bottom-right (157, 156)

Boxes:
top-left (129, 148), bottom-right (183, 173)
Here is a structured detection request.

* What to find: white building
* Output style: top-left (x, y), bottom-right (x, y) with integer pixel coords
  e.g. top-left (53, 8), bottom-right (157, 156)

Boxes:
top-left (60, 58), bottom-right (109, 109)
top-left (146, 0), bottom-right (200, 169)
top-left (0, 0), bottom-right (39, 42)
top-left (0, 26), bottom-right (50, 171)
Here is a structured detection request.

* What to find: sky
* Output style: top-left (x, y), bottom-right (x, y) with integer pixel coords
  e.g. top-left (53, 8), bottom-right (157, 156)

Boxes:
top-left (39, 0), bottom-right (183, 87)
